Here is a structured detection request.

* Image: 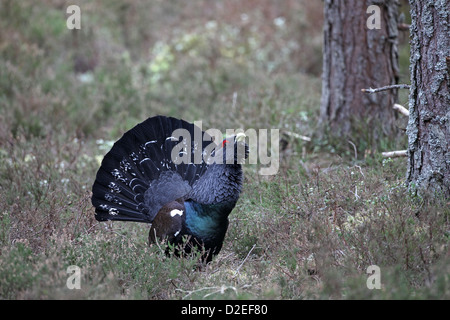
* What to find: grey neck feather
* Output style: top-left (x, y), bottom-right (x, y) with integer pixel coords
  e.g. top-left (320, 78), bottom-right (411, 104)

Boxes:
top-left (188, 163), bottom-right (243, 205)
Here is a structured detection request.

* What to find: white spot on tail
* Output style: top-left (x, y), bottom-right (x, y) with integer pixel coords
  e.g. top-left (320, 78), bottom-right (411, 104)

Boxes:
top-left (109, 207), bottom-right (119, 215)
top-left (170, 209), bottom-right (183, 217)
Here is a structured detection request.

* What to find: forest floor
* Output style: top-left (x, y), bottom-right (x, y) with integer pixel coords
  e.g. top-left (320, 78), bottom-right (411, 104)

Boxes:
top-left (0, 0), bottom-right (448, 299)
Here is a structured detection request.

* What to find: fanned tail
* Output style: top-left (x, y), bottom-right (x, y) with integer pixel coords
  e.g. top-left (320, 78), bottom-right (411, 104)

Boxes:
top-left (91, 116), bottom-right (213, 223)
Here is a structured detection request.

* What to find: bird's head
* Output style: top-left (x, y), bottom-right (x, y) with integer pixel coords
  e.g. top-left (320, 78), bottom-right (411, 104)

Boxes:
top-left (212, 132), bottom-right (248, 165)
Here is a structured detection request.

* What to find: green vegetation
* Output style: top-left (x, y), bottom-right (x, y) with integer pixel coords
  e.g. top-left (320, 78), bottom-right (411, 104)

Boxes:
top-left (0, 0), bottom-right (448, 299)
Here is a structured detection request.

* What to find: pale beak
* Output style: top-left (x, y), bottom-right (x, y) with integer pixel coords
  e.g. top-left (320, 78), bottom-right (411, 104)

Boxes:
top-left (235, 132), bottom-right (246, 142)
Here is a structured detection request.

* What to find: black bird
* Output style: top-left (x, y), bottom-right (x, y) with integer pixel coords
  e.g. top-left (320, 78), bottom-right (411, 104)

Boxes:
top-left (91, 115), bottom-right (248, 262)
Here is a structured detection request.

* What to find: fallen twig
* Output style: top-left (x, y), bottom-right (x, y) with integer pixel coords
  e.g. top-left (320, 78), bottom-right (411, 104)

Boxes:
top-left (235, 244), bottom-right (257, 276)
top-left (393, 103), bottom-right (409, 117)
top-left (151, 228), bottom-right (166, 255)
top-left (382, 150), bottom-right (407, 158)
top-left (348, 140), bottom-right (358, 161)
top-left (361, 84), bottom-right (410, 93)
top-left (176, 286), bottom-right (218, 300)
top-left (352, 164), bottom-right (365, 178)
top-left (231, 91), bottom-right (237, 111)
top-left (284, 130), bottom-right (311, 142)
top-left (398, 23), bottom-right (410, 31)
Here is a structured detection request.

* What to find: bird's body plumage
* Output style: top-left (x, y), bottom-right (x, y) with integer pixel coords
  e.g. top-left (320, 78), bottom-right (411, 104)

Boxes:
top-left (91, 116), bottom-right (247, 262)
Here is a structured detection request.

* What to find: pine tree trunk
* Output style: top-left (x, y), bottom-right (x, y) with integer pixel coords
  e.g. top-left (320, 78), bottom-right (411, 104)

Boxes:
top-left (406, 0), bottom-right (450, 198)
top-left (319, 0), bottom-right (400, 147)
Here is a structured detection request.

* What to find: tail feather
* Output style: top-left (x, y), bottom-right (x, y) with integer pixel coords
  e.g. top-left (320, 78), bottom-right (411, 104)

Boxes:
top-left (91, 116), bottom-right (213, 223)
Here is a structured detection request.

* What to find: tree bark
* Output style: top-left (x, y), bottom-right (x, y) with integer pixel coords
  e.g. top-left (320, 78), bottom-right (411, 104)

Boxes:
top-left (406, 0), bottom-right (450, 198)
top-left (319, 0), bottom-right (400, 146)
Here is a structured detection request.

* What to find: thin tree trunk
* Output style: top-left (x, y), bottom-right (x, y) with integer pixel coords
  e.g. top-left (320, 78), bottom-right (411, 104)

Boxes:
top-left (320, 0), bottom-right (400, 147)
top-left (406, 0), bottom-right (450, 198)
